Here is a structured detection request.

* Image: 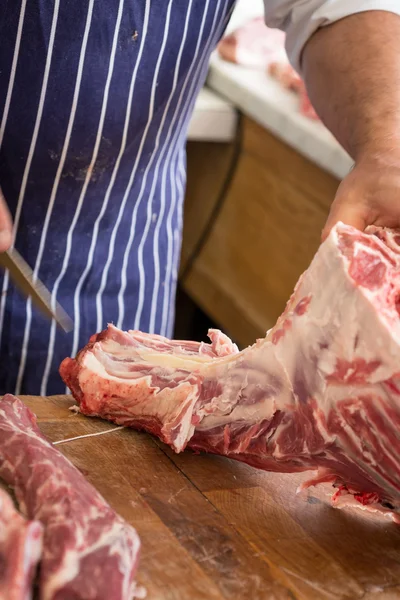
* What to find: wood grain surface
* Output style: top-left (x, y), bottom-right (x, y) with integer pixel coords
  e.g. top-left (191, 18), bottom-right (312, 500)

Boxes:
top-left (19, 395), bottom-right (400, 600)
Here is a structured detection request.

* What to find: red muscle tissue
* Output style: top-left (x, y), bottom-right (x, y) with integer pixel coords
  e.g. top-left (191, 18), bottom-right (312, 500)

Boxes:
top-left (0, 487), bottom-right (42, 600)
top-left (0, 395), bottom-right (140, 599)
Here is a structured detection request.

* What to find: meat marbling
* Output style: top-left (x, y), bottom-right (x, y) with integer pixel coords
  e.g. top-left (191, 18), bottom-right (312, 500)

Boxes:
top-left (60, 223), bottom-right (400, 521)
top-left (0, 487), bottom-right (43, 600)
top-left (0, 395), bottom-right (141, 600)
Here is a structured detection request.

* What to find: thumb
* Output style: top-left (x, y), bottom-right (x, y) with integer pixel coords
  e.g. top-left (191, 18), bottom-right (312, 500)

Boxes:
top-left (0, 189), bottom-right (13, 252)
top-left (321, 202), bottom-right (367, 242)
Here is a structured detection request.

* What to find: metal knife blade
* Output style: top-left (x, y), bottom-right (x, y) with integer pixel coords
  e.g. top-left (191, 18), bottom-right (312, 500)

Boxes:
top-left (0, 249), bottom-right (73, 333)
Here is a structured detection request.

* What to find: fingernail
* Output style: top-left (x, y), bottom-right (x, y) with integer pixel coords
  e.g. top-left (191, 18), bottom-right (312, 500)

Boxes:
top-left (0, 230), bottom-right (12, 251)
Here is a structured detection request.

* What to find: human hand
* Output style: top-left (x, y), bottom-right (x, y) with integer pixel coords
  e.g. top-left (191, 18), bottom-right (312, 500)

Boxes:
top-left (0, 189), bottom-right (12, 252)
top-left (322, 154), bottom-right (400, 241)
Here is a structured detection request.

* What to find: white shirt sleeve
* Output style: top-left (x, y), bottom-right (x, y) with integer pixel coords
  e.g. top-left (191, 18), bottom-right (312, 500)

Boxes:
top-left (264, 0), bottom-right (400, 73)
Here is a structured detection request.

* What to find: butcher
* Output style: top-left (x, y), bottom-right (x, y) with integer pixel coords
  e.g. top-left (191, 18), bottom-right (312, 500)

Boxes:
top-left (0, 1), bottom-right (398, 395)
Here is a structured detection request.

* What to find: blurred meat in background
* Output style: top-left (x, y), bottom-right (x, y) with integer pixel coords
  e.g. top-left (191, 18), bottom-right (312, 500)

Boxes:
top-left (218, 17), bottom-right (319, 121)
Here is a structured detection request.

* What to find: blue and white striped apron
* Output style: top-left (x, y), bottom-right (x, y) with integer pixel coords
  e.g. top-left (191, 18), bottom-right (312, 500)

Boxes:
top-left (0, 0), bottom-right (235, 395)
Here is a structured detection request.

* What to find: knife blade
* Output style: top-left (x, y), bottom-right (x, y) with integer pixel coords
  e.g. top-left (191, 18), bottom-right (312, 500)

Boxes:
top-left (0, 248), bottom-right (73, 333)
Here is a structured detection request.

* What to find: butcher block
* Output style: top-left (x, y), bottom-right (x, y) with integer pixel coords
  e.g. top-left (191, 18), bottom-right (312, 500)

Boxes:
top-left (21, 395), bottom-right (400, 600)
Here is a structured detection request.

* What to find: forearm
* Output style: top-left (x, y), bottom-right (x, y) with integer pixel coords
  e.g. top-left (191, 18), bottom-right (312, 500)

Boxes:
top-left (302, 11), bottom-right (400, 163)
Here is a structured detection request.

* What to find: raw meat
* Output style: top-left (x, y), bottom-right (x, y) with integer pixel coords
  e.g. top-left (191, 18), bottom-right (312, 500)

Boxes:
top-left (60, 223), bottom-right (400, 522)
top-left (268, 62), bottom-right (319, 121)
top-left (217, 18), bottom-right (318, 121)
top-left (0, 395), bottom-right (141, 600)
top-left (0, 487), bottom-right (43, 600)
top-left (218, 17), bottom-right (286, 68)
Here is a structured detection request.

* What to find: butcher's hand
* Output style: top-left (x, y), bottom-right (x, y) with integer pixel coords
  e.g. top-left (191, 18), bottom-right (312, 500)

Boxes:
top-left (0, 190), bottom-right (12, 252)
top-left (302, 11), bottom-right (400, 241)
top-left (322, 155), bottom-right (400, 240)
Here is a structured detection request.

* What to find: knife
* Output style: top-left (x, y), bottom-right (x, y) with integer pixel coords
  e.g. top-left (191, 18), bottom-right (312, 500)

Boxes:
top-left (0, 248), bottom-right (73, 333)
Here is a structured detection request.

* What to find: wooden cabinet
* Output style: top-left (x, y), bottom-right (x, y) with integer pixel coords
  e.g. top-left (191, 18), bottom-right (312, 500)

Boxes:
top-left (181, 116), bottom-right (339, 347)
top-left (179, 138), bottom-right (238, 276)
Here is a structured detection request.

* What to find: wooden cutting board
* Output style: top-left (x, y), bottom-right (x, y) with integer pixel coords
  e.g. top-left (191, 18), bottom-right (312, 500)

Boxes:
top-left (19, 395), bottom-right (400, 600)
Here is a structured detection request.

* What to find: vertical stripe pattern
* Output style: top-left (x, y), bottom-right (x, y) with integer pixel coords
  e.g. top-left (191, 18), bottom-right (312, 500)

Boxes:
top-left (0, 0), bottom-right (236, 395)
top-left (15, 0), bottom-right (96, 395)
top-left (0, 0), bottom-right (61, 348)
top-left (125, 0), bottom-right (215, 332)
top-left (40, 0), bottom-right (126, 396)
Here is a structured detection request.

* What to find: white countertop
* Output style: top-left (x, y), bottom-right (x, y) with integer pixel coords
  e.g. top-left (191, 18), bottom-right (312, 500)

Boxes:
top-left (206, 53), bottom-right (353, 180)
top-left (187, 87), bottom-right (237, 143)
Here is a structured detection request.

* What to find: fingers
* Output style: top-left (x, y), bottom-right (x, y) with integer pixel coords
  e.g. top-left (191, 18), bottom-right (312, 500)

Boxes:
top-left (0, 189), bottom-right (13, 252)
top-left (321, 202), bottom-right (367, 242)
top-left (322, 155), bottom-right (400, 243)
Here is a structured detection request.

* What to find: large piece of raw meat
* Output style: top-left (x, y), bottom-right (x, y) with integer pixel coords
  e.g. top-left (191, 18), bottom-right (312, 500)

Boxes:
top-left (60, 223), bottom-right (400, 521)
top-left (0, 487), bottom-right (43, 600)
top-left (0, 395), bottom-right (141, 600)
